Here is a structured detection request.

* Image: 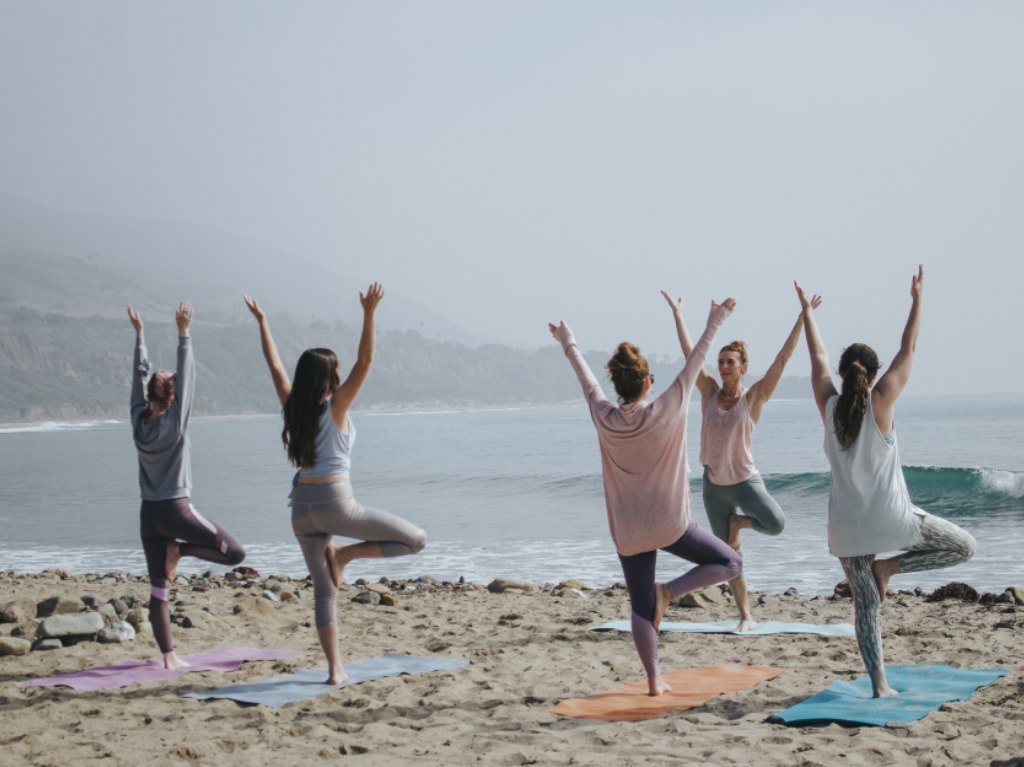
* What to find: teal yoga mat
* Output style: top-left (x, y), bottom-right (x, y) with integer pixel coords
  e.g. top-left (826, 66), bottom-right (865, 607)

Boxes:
top-left (771, 664), bottom-right (1008, 726)
top-left (184, 653), bottom-right (469, 708)
top-left (591, 619), bottom-right (855, 636)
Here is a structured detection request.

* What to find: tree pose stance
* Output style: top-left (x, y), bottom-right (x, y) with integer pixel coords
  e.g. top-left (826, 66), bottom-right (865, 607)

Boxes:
top-left (548, 297), bottom-right (741, 696)
top-left (661, 290), bottom-right (820, 631)
top-left (245, 285), bottom-right (426, 685)
top-left (128, 302), bottom-right (246, 670)
top-left (796, 266), bottom-right (974, 697)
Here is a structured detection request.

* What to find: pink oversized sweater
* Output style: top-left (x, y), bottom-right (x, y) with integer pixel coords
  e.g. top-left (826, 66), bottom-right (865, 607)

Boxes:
top-left (555, 303), bottom-right (731, 556)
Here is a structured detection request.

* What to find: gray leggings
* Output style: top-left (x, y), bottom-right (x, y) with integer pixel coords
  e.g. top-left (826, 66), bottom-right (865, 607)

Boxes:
top-left (290, 481), bottom-right (426, 627)
top-left (840, 511), bottom-right (976, 673)
top-left (703, 471), bottom-right (785, 575)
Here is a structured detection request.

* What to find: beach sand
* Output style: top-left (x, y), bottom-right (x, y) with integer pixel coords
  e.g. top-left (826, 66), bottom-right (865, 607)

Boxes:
top-left (1, 569), bottom-right (1022, 767)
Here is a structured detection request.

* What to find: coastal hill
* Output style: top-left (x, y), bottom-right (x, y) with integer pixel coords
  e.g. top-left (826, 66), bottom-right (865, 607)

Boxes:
top-left (0, 192), bottom-right (810, 422)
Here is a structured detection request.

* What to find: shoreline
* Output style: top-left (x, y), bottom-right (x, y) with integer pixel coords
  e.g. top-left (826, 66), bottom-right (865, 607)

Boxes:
top-left (2, 568), bottom-right (1022, 765)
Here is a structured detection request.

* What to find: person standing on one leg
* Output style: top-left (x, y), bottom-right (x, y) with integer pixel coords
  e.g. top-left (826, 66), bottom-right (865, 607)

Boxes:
top-left (128, 302), bottom-right (246, 670)
top-left (549, 296), bottom-right (741, 697)
top-left (661, 290), bottom-right (821, 631)
top-left (796, 266), bottom-right (975, 697)
top-left (244, 284), bottom-right (426, 685)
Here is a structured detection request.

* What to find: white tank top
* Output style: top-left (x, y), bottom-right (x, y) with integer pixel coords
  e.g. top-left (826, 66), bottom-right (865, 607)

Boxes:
top-left (823, 394), bottom-right (923, 557)
top-left (700, 390), bottom-right (757, 486)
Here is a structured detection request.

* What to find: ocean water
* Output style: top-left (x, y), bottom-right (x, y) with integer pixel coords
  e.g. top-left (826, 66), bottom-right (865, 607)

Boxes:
top-left (0, 395), bottom-right (1021, 595)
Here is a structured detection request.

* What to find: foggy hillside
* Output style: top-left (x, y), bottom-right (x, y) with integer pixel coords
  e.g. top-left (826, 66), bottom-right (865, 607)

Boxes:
top-left (0, 191), bottom-right (477, 343)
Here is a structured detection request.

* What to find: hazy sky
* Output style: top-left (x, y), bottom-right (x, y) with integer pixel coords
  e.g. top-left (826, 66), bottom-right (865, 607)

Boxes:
top-left (1, 2), bottom-right (1021, 394)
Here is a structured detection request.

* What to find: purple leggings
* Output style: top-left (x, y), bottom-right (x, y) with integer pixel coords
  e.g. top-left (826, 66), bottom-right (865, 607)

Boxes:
top-left (618, 521), bottom-right (741, 680)
top-left (140, 498), bottom-right (246, 653)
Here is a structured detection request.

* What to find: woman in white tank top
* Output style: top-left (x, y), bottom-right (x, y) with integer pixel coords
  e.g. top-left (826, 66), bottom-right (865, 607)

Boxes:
top-left (797, 266), bottom-right (974, 697)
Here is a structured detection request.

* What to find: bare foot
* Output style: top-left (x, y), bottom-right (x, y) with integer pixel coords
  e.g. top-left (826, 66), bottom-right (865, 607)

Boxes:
top-left (165, 540), bottom-right (182, 581)
top-left (871, 557), bottom-right (899, 602)
top-left (873, 685), bottom-right (899, 698)
top-left (653, 583), bottom-right (672, 632)
top-left (326, 667), bottom-right (349, 686)
top-left (727, 514), bottom-right (753, 550)
top-left (735, 616), bottom-right (756, 633)
top-left (163, 651), bottom-right (191, 670)
top-left (325, 544), bottom-right (343, 589)
top-left (647, 676), bottom-right (671, 697)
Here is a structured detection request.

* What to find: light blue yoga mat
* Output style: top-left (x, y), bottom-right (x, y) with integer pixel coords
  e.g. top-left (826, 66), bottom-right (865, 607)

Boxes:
top-left (771, 664), bottom-right (1008, 726)
top-left (184, 653), bottom-right (469, 708)
top-left (591, 619), bottom-right (855, 636)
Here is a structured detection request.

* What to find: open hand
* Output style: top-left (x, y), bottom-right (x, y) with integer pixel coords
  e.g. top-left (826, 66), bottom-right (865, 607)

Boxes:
top-left (794, 281), bottom-right (822, 311)
top-left (175, 301), bottom-right (193, 335)
top-left (360, 282), bottom-right (385, 313)
top-left (660, 290), bottom-right (682, 313)
top-left (243, 294), bottom-right (265, 321)
top-left (716, 297), bottom-right (737, 313)
top-left (126, 305), bottom-right (143, 336)
top-left (910, 264), bottom-right (924, 301)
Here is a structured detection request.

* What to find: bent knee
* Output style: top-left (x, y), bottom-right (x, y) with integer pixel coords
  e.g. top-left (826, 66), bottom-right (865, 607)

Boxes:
top-left (725, 553), bottom-right (743, 580)
top-left (957, 533), bottom-right (976, 562)
top-left (762, 519), bottom-right (785, 536)
top-left (409, 529), bottom-right (427, 554)
top-left (226, 545), bottom-right (246, 566)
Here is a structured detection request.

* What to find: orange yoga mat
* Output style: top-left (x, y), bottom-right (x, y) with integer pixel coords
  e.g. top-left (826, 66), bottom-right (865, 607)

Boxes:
top-left (551, 664), bottom-right (787, 721)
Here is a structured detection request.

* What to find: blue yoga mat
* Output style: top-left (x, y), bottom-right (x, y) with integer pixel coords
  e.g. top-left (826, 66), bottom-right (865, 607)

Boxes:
top-left (591, 619), bottom-right (855, 636)
top-left (184, 653), bottom-right (469, 708)
top-left (772, 664), bottom-right (1008, 726)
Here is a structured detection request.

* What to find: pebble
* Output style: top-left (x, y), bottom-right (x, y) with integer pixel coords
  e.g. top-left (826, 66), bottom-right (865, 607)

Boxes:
top-left (0, 598), bottom-right (37, 624)
top-left (36, 596), bottom-right (84, 618)
top-left (487, 578), bottom-right (538, 594)
top-left (0, 636), bottom-right (32, 656)
top-left (36, 611), bottom-right (104, 638)
top-left (352, 590), bottom-right (381, 605)
top-left (31, 638), bottom-right (63, 652)
top-left (98, 621), bottom-right (136, 644)
top-left (679, 588), bottom-right (725, 608)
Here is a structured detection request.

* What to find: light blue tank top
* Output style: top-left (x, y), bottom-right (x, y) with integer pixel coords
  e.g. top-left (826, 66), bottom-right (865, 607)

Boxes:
top-left (298, 401), bottom-right (354, 477)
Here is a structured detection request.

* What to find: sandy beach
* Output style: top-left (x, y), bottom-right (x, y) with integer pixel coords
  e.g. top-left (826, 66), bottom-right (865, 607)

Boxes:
top-left (1, 569), bottom-right (1022, 767)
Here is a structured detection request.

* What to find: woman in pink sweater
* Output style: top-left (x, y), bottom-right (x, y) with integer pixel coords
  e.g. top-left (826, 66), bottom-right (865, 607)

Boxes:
top-left (549, 297), bottom-right (741, 696)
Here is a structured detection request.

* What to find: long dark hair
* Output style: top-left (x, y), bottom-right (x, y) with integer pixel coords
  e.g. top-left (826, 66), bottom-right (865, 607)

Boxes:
top-left (606, 342), bottom-right (650, 404)
top-left (834, 343), bottom-right (880, 450)
top-left (282, 348), bottom-right (340, 468)
top-left (142, 371), bottom-right (174, 421)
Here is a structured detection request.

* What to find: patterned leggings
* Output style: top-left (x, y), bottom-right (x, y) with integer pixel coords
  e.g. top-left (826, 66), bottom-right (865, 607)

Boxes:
top-left (840, 511), bottom-right (975, 673)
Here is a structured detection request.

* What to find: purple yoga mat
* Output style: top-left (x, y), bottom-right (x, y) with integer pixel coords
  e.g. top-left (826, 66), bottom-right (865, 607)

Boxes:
top-left (25, 647), bottom-right (307, 691)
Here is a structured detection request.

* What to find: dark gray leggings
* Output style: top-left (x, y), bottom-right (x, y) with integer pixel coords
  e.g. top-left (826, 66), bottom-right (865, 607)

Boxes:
top-left (140, 498), bottom-right (246, 653)
top-left (840, 511), bottom-right (975, 673)
top-left (290, 481), bottom-right (426, 627)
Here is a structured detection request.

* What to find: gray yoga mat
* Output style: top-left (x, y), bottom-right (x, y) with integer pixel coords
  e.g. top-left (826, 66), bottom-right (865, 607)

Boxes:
top-left (591, 619), bottom-right (855, 636)
top-left (184, 653), bottom-right (469, 707)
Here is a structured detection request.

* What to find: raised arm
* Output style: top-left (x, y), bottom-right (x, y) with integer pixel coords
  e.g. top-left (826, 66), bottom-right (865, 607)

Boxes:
top-left (795, 282), bottom-right (835, 420)
top-left (872, 265), bottom-right (924, 431)
top-left (244, 294), bottom-right (291, 407)
top-left (330, 283), bottom-right (383, 427)
top-left (173, 301), bottom-right (196, 428)
top-left (661, 290), bottom-right (716, 402)
top-left (548, 321), bottom-right (607, 406)
top-left (127, 306), bottom-right (150, 417)
top-left (748, 297), bottom-right (822, 421)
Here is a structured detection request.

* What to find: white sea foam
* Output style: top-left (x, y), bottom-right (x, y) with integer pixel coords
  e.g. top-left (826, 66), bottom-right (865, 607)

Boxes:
top-left (0, 419), bottom-right (123, 434)
top-left (979, 468), bottom-right (1024, 499)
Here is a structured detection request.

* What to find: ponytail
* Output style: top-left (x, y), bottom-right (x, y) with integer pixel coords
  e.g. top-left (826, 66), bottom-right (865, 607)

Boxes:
top-left (834, 344), bottom-right (880, 449)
